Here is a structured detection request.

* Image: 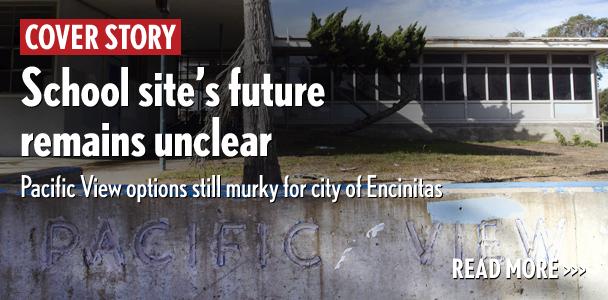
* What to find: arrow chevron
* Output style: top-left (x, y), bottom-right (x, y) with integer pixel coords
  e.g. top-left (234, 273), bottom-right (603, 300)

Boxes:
top-left (562, 266), bottom-right (586, 277)
top-left (579, 267), bottom-right (586, 276)
top-left (571, 267), bottom-right (578, 276)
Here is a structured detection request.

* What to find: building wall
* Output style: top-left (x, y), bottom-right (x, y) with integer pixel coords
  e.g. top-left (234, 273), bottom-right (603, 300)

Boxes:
top-left (58, 0), bottom-right (176, 155)
top-left (0, 0), bottom-right (176, 156)
top-left (272, 51), bottom-right (602, 142)
top-left (0, 2), bottom-right (62, 156)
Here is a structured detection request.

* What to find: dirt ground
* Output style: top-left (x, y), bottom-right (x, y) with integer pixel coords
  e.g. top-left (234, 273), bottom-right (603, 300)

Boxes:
top-left (160, 133), bottom-right (608, 184)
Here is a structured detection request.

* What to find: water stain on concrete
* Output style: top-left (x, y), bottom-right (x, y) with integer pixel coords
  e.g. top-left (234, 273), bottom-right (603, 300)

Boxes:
top-left (427, 196), bottom-right (524, 224)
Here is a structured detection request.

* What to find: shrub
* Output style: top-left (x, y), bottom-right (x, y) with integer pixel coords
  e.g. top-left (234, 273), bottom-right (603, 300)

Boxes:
top-left (554, 129), bottom-right (569, 146)
top-left (581, 140), bottom-right (598, 147)
top-left (553, 130), bottom-right (598, 147)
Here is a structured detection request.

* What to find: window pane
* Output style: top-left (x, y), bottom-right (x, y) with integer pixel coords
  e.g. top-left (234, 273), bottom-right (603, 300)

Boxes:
top-left (14, 6), bottom-right (56, 20)
top-left (0, 26), bottom-right (12, 47)
top-left (488, 67), bottom-right (507, 100)
top-left (424, 54), bottom-right (462, 64)
top-left (0, 49), bottom-right (10, 69)
top-left (531, 67), bottom-right (549, 100)
top-left (0, 4), bottom-right (54, 94)
top-left (378, 71), bottom-right (398, 100)
top-left (356, 68), bottom-right (376, 101)
top-left (0, 10), bottom-right (13, 26)
top-left (401, 68), bottom-right (419, 100)
top-left (510, 68), bottom-right (529, 100)
top-left (510, 54), bottom-right (547, 64)
top-left (288, 66), bottom-right (308, 83)
top-left (0, 71), bottom-right (9, 92)
top-left (552, 67), bottom-right (571, 100)
top-left (273, 65), bottom-right (287, 83)
top-left (310, 67), bottom-right (331, 101)
top-left (12, 25), bottom-right (18, 45)
top-left (334, 68), bottom-right (354, 101)
top-left (466, 67), bottom-right (485, 100)
top-left (274, 55), bottom-right (287, 67)
top-left (423, 67), bottom-right (442, 100)
top-left (573, 68), bottom-right (591, 100)
top-left (289, 56), bottom-right (309, 65)
top-left (552, 55), bottom-right (588, 64)
top-left (13, 49), bottom-right (53, 69)
top-left (445, 68), bottom-right (464, 100)
top-left (468, 54), bottom-right (505, 64)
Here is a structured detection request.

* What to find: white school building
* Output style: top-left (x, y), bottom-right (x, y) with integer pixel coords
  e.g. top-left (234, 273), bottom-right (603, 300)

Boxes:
top-left (272, 37), bottom-right (608, 142)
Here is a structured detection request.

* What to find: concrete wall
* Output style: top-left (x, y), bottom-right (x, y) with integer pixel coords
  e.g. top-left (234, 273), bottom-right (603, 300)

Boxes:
top-left (276, 122), bottom-right (601, 143)
top-left (273, 104), bottom-right (602, 143)
top-left (0, 183), bottom-right (607, 299)
top-left (353, 122), bottom-right (601, 142)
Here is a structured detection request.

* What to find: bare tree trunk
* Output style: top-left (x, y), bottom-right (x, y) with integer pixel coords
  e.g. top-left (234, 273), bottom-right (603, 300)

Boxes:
top-left (241, 0), bottom-right (282, 184)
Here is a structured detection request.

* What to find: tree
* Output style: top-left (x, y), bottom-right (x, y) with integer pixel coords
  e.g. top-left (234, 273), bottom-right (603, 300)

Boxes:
top-left (546, 14), bottom-right (608, 37)
top-left (241, 0), bottom-right (282, 183)
top-left (196, 0), bottom-right (281, 184)
top-left (307, 9), bottom-right (426, 133)
top-left (545, 14), bottom-right (608, 67)
top-left (506, 30), bottom-right (525, 37)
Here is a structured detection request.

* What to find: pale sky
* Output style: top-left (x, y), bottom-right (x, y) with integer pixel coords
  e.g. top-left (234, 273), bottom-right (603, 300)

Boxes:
top-left (270, 0), bottom-right (608, 88)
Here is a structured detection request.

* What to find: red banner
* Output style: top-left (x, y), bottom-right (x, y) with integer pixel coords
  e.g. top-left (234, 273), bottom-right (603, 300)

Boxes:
top-left (20, 19), bottom-right (181, 56)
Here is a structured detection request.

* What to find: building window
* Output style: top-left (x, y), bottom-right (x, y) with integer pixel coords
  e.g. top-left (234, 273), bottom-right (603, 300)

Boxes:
top-left (488, 67), bottom-right (507, 100)
top-left (277, 52), bottom-right (594, 104)
top-left (468, 54), bottom-right (505, 64)
top-left (553, 55), bottom-right (588, 64)
top-left (334, 68), bottom-right (354, 101)
top-left (378, 71), bottom-right (398, 100)
top-left (288, 56), bottom-right (309, 65)
top-left (424, 54), bottom-right (462, 64)
top-left (356, 68), bottom-right (376, 101)
top-left (401, 68), bottom-right (419, 100)
top-left (510, 67), bottom-right (529, 100)
top-left (552, 67), bottom-right (571, 100)
top-left (288, 66), bottom-right (308, 83)
top-left (423, 67), bottom-right (442, 100)
top-left (310, 66), bottom-right (331, 101)
top-left (466, 67), bottom-right (485, 100)
top-left (573, 67), bottom-right (592, 100)
top-left (531, 67), bottom-right (549, 100)
top-left (273, 56), bottom-right (287, 83)
top-left (444, 67), bottom-right (464, 100)
top-left (510, 54), bottom-right (547, 64)
top-left (0, 4), bottom-right (55, 93)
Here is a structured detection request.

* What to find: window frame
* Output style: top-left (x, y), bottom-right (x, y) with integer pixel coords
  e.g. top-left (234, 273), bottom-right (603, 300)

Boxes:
top-left (0, 3), bottom-right (56, 95)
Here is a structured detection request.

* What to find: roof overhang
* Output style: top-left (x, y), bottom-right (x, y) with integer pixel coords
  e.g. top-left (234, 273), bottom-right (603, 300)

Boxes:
top-left (274, 37), bottom-right (608, 54)
top-left (426, 37), bottom-right (608, 53)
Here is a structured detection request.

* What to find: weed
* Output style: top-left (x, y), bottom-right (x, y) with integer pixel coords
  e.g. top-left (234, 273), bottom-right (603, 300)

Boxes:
top-left (554, 129), bottom-right (569, 146)
top-left (582, 140), bottom-right (598, 147)
top-left (553, 130), bottom-right (598, 147)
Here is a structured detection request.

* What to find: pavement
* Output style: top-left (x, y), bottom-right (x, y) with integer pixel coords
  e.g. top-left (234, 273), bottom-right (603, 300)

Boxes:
top-left (0, 157), bottom-right (192, 184)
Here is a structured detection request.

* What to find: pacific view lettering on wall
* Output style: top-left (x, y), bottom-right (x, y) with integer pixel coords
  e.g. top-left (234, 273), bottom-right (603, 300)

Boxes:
top-left (41, 216), bottom-right (565, 271)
